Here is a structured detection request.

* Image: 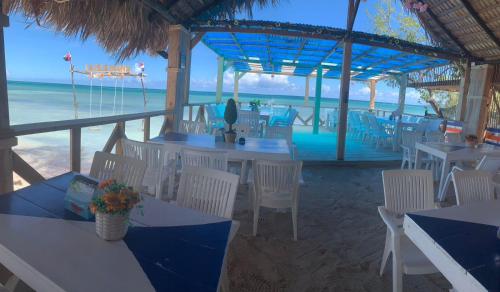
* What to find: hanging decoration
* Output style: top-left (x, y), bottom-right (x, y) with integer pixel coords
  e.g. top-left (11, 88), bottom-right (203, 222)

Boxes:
top-left (404, 0), bottom-right (429, 13)
top-left (64, 54), bottom-right (147, 122)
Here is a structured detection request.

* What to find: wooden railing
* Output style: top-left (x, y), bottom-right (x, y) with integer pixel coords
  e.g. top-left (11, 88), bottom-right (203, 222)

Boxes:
top-left (183, 102), bottom-right (419, 126)
top-left (2, 110), bottom-right (169, 185)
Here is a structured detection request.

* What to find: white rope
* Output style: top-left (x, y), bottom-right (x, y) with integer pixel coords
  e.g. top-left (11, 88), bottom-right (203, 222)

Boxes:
top-left (121, 78), bottom-right (125, 114)
top-left (99, 79), bottom-right (103, 117)
top-left (89, 77), bottom-right (93, 118)
top-left (113, 78), bottom-right (117, 115)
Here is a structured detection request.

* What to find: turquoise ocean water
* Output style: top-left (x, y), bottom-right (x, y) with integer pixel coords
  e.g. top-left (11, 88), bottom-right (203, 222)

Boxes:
top-left (7, 80), bottom-right (423, 169)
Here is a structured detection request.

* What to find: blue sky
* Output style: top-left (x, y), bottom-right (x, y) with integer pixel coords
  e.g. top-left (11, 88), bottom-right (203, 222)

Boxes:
top-left (4, 0), bottom-right (425, 105)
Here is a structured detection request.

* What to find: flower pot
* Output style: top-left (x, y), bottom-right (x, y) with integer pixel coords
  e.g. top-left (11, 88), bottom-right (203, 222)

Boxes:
top-left (224, 132), bottom-right (237, 144)
top-left (95, 211), bottom-right (129, 241)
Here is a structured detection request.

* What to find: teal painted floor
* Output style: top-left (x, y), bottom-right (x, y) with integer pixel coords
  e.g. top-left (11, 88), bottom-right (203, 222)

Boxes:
top-left (292, 126), bottom-right (402, 161)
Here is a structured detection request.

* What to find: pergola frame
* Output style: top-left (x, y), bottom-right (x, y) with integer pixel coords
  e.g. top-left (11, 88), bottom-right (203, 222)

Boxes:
top-left (198, 7), bottom-right (460, 159)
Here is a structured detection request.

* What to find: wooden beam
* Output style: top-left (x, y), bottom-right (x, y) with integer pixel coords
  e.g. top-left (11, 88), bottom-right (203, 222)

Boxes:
top-left (293, 39), bottom-right (307, 65)
top-left (157, 50), bottom-right (168, 59)
top-left (456, 60), bottom-right (471, 121)
top-left (0, 13), bottom-right (13, 194)
top-left (70, 127), bottom-right (81, 172)
top-left (234, 71), bottom-right (240, 102)
top-left (313, 66), bottom-right (323, 134)
top-left (191, 32), bottom-right (205, 49)
top-left (143, 116), bottom-right (151, 142)
top-left (347, 0), bottom-right (362, 33)
top-left (12, 152), bottom-right (45, 184)
top-left (216, 56), bottom-right (224, 103)
top-left (141, 0), bottom-right (177, 24)
top-left (424, 6), bottom-right (471, 56)
top-left (304, 76), bottom-right (310, 105)
top-left (336, 40), bottom-right (354, 160)
top-left (192, 20), bottom-right (463, 61)
top-left (458, 0), bottom-right (500, 49)
top-left (2, 111), bottom-right (166, 139)
top-left (369, 79), bottom-right (376, 111)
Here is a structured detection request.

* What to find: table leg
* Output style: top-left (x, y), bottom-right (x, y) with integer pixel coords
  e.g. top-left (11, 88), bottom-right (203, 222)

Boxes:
top-left (438, 158), bottom-right (450, 199)
top-left (414, 149), bottom-right (422, 169)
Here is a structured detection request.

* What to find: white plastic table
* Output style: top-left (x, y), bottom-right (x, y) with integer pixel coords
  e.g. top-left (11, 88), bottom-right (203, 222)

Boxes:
top-left (150, 132), bottom-right (291, 161)
top-left (414, 142), bottom-right (499, 200)
top-left (0, 173), bottom-right (237, 292)
top-left (404, 200), bottom-right (500, 292)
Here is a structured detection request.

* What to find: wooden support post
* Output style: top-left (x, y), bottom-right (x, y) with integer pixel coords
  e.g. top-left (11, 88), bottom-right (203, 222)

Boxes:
top-left (463, 64), bottom-right (495, 138)
top-left (215, 57), bottom-right (224, 104)
top-left (188, 106), bottom-right (193, 121)
top-left (456, 60), bottom-right (471, 121)
top-left (369, 79), bottom-right (377, 111)
top-left (70, 127), bottom-right (81, 172)
top-left (234, 71), bottom-right (240, 102)
top-left (304, 76), bottom-right (310, 105)
top-left (198, 105), bottom-right (206, 124)
top-left (164, 25), bottom-right (191, 134)
top-left (397, 75), bottom-right (408, 115)
top-left (143, 117), bottom-right (150, 142)
top-left (313, 67), bottom-right (323, 134)
top-left (336, 40), bottom-right (353, 160)
top-left (0, 13), bottom-right (14, 194)
top-left (115, 122), bottom-right (125, 155)
top-left (12, 152), bottom-right (44, 184)
top-left (394, 74), bottom-right (408, 151)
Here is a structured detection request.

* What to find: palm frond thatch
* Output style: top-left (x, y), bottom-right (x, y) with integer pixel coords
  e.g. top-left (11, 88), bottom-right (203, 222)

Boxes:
top-left (5, 0), bottom-right (279, 60)
top-left (400, 0), bottom-right (500, 62)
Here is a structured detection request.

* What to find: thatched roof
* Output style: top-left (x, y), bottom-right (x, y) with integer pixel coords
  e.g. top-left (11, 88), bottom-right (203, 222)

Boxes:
top-left (4, 0), bottom-right (278, 60)
top-left (402, 0), bottom-right (500, 62)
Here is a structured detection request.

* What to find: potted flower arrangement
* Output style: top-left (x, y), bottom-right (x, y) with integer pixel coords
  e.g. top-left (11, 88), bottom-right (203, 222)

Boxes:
top-left (224, 98), bottom-right (238, 143)
top-left (90, 179), bottom-right (141, 241)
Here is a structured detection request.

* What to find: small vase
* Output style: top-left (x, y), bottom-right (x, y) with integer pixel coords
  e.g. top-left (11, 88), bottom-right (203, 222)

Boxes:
top-left (95, 211), bottom-right (129, 241)
top-left (224, 132), bottom-right (237, 144)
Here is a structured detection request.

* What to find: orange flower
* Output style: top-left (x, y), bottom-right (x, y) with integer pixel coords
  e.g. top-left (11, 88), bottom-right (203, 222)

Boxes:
top-left (98, 179), bottom-right (115, 189)
top-left (89, 203), bottom-right (97, 214)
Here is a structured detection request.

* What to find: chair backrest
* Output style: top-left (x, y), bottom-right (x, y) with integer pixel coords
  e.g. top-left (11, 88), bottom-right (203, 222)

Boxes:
top-left (265, 125), bottom-right (293, 146)
top-left (287, 109), bottom-right (298, 125)
top-left (180, 148), bottom-right (228, 171)
top-left (237, 110), bottom-right (260, 137)
top-left (425, 131), bottom-right (444, 142)
top-left (252, 160), bottom-right (302, 208)
top-left (178, 120), bottom-right (207, 135)
top-left (452, 170), bottom-right (495, 206)
top-left (476, 155), bottom-right (500, 173)
top-left (401, 130), bottom-right (424, 150)
top-left (90, 151), bottom-right (147, 191)
top-left (382, 170), bottom-right (435, 214)
top-left (177, 166), bottom-right (239, 219)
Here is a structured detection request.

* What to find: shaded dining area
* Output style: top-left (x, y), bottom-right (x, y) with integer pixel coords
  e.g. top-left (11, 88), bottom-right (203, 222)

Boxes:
top-left (1, 1), bottom-right (500, 292)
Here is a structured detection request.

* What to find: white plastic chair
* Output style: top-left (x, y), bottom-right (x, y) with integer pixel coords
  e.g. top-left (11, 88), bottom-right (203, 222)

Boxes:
top-left (264, 125), bottom-right (293, 146)
top-left (180, 148), bottom-right (228, 171)
top-left (178, 120), bottom-right (207, 135)
top-left (452, 170), bottom-right (495, 206)
top-left (122, 138), bottom-right (177, 200)
top-left (237, 110), bottom-right (261, 137)
top-left (176, 166), bottom-right (239, 219)
top-left (379, 170), bottom-right (438, 292)
top-left (251, 160), bottom-right (302, 240)
top-left (90, 151), bottom-right (147, 191)
top-left (439, 155), bottom-right (500, 201)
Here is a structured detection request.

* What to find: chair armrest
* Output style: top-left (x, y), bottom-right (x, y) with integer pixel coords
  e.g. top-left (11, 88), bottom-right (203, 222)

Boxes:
top-left (378, 206), bottom-right (403, 236)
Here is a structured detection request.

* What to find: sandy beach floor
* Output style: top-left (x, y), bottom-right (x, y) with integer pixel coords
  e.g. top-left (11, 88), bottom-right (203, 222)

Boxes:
top-left (227, 163), bottom-right (450, 292)
top-left (11, 147), bottom-right (449, 291)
